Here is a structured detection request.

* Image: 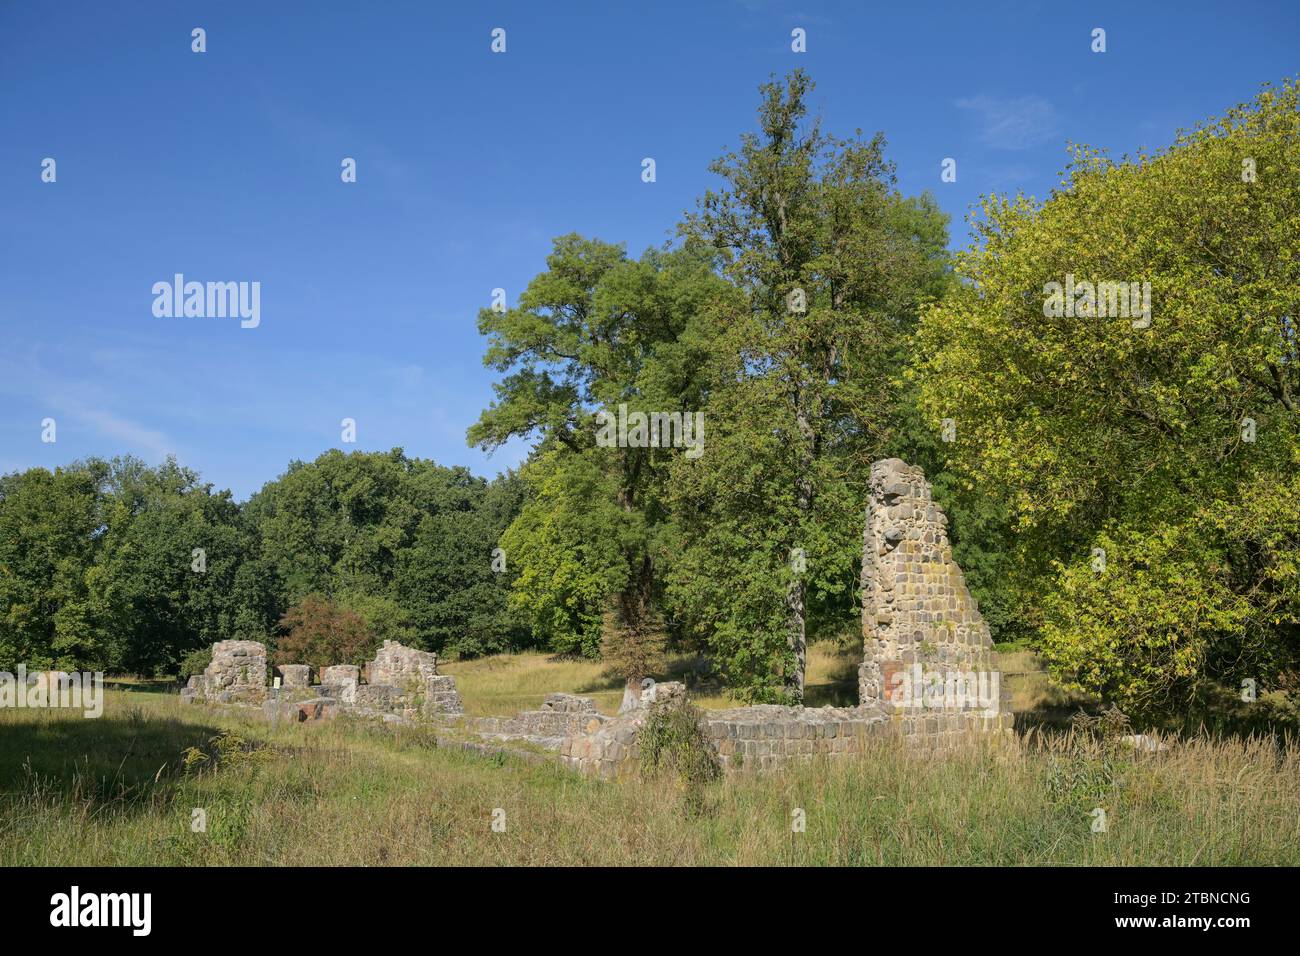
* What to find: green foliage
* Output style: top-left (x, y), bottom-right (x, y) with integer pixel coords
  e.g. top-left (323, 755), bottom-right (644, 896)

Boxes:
top-left (0, 457), bottom-right (271, 674)
top-left (914, 78), bottom-right (1300, 717)
top-left (600, 602), bottom-right (667, 683)
top-left (470, 238), bottom-right (733, 658)
top-left (0, 450), bottom-right (527, 674)
top-left (0, 463), bottom-right (107, 670)
top-left (638, 698), bottom-right (721, 797)
top-left (466, 71), bottom-right (951, 697)
top-left (246, 448), bottom-right (526, 658)
top-left (666, 69), bottom-right (950, 700)
top-left (178, 647), bottom-right (212, 680)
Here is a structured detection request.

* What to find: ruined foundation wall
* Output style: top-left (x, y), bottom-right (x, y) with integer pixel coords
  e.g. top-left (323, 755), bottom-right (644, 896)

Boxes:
top-left (185, 640), bottom-right (463, 719)
top-left (368, 640), bottom-right (440, 689)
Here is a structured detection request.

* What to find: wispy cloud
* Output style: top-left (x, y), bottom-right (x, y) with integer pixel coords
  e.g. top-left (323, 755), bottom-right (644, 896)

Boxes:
top-left (63, 403), bottom-right (174, 459)
top-left (954, 94), bottom-right (1060, 150)
top-left (0, 346), bottom-right (177, 461)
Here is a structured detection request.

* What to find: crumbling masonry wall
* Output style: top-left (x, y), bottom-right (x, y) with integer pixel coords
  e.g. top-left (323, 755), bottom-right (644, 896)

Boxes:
top-left (185, 639), bottom-right (462, 721)
top-left (183, 640), bottom-right (268, 704)
top-left (859, 458), bottom-right (999, 710)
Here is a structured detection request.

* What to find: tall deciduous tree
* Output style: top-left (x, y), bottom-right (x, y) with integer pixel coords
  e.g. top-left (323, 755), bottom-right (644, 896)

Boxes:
top-left (469, 238), bottom-right (733, 675)
top-left (672, 70), bottom-right (950, 700)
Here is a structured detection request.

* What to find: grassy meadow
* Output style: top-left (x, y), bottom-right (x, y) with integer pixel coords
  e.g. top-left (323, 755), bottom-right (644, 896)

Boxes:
top-left (3, 644), bottom-right (1299, 866)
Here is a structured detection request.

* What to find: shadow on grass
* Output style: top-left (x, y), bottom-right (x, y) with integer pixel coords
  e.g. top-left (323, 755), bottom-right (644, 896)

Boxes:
top-left (102, 678), bottom-right (178, 695)
top-left (0, 710), bottom-right (224, 809)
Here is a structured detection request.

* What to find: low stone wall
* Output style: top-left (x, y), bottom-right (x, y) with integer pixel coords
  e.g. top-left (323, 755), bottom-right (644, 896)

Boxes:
top-left (704, 703), bottom-right (1014, 772)
top-left (319, 665), bottom-right (359, 704)
top-left (276, 664), bottom-right (311, 689)
top-left (475, 693), bottom-right (607, 748)
top-left (368, 640), bottom-right (439, 689)
top-left (560, 683), bottom-right (687, 777)
top-left (562, 699), bottom-right (1014, 777)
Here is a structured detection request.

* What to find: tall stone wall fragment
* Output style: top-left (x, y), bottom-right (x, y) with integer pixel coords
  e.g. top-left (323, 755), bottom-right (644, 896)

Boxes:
top-left (859, 458), bottom-right (1002, 714)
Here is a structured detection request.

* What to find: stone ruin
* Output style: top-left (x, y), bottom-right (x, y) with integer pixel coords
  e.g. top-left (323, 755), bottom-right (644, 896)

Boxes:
top-left (182, 640), bottom-right (268, 704)
top-left (858, 458), bottom-right (1005, 724)
top-left (563, 458), bottom-right (1012, 776)
top-left (181, 461), bottom-right (1012, 774)
top-left (183, 638), bottom-right (463, 723)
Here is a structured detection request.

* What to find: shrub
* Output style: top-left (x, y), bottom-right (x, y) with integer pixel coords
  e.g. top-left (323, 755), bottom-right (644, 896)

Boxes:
top-left (178, 647), bottom-right (212, 680)
top-left (274, 594), bottom-right (375, 669)
top-left (639, 697), bottom-right (721, 797)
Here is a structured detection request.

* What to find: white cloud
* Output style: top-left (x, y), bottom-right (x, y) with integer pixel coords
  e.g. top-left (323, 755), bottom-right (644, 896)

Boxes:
top-left (955, 95), bottom-right (1060, 150)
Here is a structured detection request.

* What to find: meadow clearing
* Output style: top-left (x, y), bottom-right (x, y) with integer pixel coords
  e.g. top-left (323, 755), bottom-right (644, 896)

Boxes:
top-left (3, 644), bottom-right (1298, 866)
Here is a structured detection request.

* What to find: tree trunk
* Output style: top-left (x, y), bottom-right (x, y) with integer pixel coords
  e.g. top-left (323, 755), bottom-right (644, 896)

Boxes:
top-left (619, 676), bottom-right (642, 714)
top-left (786, 390), bottom-right (814, 702)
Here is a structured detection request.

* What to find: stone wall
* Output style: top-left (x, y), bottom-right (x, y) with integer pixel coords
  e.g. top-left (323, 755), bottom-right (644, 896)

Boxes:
top-left (319, 664), bottom-right (360, 704)
top-left (185, 640), bottom-right (268, 703)
top-left (859, 458), bottom-right (998, 712)
top-left (183, 640), bottom-right (462, 718)
top-left (275, 664), bottom-right (311, 689)
top-left (560, 682), bottom-right (686, 777)
top-left (475, 693), bottom-right (607, 748)
top-left (368, 640), bottom-right (440, 690)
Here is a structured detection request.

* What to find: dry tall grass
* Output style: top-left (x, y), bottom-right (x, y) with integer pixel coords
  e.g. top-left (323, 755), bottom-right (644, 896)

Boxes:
top-left (3, 684), bottom-right (1297, 866)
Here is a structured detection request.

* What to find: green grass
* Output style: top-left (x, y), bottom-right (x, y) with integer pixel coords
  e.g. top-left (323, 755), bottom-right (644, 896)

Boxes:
top-left (442, 640), bottom-right (865, 716)
top-left (3, 684), bottom-right (1299, 865)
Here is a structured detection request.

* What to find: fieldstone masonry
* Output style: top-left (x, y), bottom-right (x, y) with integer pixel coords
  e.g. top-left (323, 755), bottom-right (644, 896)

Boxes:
top-left (276, 664), bottom-right (311, 689)
top-left (368, 640), bottom-right (440, 688)
top-left (184, 640), bottom-right (268, 704)
top-left (475, 693), bottom-right (608, 749)
top-left (320, 664), bottom-right (359, 703)
top-left (859, 458), bottom-right (998, 711)
top-left (183, 461), bottom-right (1012, 774)
top-left (185, 639), bottom-right (462, 718)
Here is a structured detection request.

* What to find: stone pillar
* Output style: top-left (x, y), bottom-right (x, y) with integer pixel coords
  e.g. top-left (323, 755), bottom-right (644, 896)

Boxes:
top-left (367, 640), bottom-right (439, 688)
top-left (859, 459), bottom-right (997, 713)
top-left (201, 640), bottom-right (269, 703)
top-left (320, 664), bottom-right (360, 704)
top-left (276, 664), bottom-right (311, 689)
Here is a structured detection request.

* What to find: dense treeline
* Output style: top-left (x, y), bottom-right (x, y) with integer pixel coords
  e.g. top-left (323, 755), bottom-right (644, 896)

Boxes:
top-left (4, 73), bottom-right (1296, 720)
top-left (0, 450), bottom-right (526, 675)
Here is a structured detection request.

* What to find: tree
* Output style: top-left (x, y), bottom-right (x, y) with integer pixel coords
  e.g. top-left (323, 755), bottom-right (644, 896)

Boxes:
top-left (94, 457), bottom-right (262, 675)
top-left (247, 448), bottom-right (524, 657)
top-left (913, 79), bottom-right (1300, 715)
top-left (672, 69), bottom-right (950, 700)
top-left (469, 238), bottom-right (734, 670)
top-left (0, 463), bottom-right (108, 670)
top-left (273, 593), bottom-right (374, 670)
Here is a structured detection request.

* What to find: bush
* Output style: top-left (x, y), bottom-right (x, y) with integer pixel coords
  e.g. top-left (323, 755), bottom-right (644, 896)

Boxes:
top-left (638, 698), bottom-right (721, 796)
top-left (274, 594), bottom-right (375, 669)
top-left (178, 647), bottom-right (212, 680)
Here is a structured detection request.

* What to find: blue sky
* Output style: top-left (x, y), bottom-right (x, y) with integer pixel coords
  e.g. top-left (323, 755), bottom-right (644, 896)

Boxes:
top-left (2, 1), bottom-right (1296, 499)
